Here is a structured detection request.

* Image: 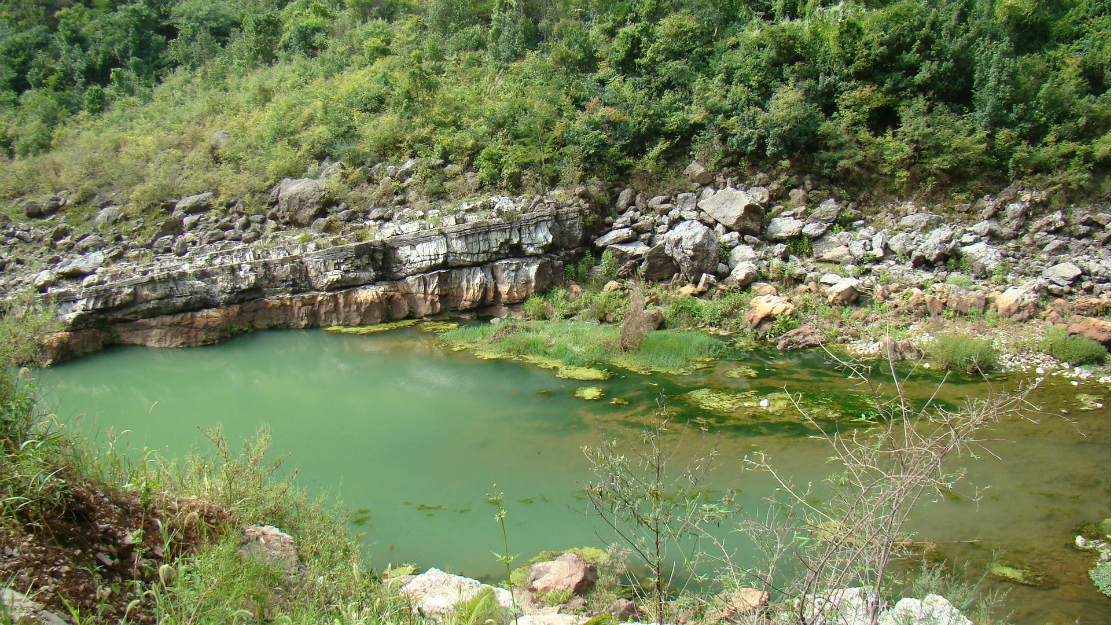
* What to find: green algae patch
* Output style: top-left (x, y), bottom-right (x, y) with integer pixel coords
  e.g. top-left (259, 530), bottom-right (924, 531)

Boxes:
top-left (416, 321), bottom-right (460, 334)
top-left (438, 320), bottom-right (721, 378)
top-left (574, 386), bottom-right (605, 401)
top-left (724, 365), bottom-right (759, 379)
top-left (609, 397), bottom-right (630, 405)
top-left (988, 562), bottom-right (1059, 588)
top-left (685, 388), bottom-right (750, 414)
top-left (324, 320), bottom-right (417, 334)
top-left (1077, 394), bottom-right (1105, 410)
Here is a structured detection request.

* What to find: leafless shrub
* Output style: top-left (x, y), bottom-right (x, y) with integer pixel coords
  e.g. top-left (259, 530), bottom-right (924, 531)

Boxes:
top-left (712, 351), bottom-right (1038, 625)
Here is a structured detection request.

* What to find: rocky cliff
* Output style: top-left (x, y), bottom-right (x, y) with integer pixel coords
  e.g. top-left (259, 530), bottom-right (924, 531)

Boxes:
top-left (29, 205), bottom-right (586, 363)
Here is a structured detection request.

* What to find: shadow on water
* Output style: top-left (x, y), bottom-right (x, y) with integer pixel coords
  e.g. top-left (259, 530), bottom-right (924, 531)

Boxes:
top-left (38, 328), bottom-right (1110, 624)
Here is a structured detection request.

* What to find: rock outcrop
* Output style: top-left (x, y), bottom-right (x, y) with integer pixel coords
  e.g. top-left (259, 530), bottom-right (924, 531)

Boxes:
top-left (36, 206), bottom-right (585, 363)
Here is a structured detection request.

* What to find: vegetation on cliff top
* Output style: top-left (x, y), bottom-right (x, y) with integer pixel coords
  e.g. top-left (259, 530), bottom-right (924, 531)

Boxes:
top-left (0, 0), bottom-right (1108, 214)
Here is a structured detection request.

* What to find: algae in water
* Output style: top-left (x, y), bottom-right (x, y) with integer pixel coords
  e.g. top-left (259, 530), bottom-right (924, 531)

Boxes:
top-left (574, 386), bottom-right (605, 400)
top-left (324, 320), bottom-right (418, 334)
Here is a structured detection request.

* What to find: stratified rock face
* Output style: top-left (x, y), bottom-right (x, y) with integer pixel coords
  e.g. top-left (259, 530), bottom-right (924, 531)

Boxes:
top-left (40, 207), bottom-right (583, 362)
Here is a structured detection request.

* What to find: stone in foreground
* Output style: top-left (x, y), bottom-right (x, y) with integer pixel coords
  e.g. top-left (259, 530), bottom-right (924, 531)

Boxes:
top-left (401, 568), bottom-right (513, 618)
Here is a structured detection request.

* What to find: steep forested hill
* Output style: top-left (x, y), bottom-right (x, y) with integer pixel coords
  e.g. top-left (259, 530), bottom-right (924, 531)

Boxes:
top-left (0, 0), bottom-right (1107, 210)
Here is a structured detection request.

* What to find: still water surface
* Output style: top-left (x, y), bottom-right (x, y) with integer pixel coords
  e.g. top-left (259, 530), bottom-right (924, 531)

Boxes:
top-left (40, 329), bottom-right (1110, 624)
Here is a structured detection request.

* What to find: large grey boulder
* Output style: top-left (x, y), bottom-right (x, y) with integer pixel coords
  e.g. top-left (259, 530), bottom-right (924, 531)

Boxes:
top-left (911, 226), bottom-right (955, 266)
top-left (174, 192), bottom-right (214, 214)
top-left (809, 198), bottom-right (841, 225)
top-left (639, 243), bottom-right (679, 281)
top-left (766, 217), bottom-right (804, 241)
top-left (898, 213), bottom-right (943, 232)
top-left (1042, 262), bottom-right (1083, 286)
top-left (94, 206), bottom-right (123, 228)
top-left (276, 178), bottom-right (329, 226)
top-left (594, 228), bottom-right (636, 247)
top-left (959, 242), bottom-right (1002, 278)
top-left (684, 160), bottom-right (713, 185)
top-left (663, 220), bottom-right (719, 279)
top-left (57, 251), bottom-right (106, 278)
top-left (697, 188), bottom-right (765, 235)
top-left (727, 244), bottom-right (757, 269)
top-left (723, 261), bottom-right (759, 289)
top-left (605, 241), bottom-right (650, 265)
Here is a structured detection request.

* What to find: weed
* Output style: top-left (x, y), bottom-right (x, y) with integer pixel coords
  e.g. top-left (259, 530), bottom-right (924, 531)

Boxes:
top-left (583, 403), bottom-right (736, 623)
top-left (930, 334), bottom-right (999, 373)
top-left (1039, 327), bottom-right (1108, 366)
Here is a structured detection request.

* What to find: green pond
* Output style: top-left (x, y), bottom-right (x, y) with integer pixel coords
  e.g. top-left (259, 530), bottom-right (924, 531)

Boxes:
top-left (39, 328), bottom-right (1110, 624)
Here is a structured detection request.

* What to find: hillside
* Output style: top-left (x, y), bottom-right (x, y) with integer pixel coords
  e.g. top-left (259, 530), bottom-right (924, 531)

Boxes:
top-left (0, 0), bottom-right (1108, 219)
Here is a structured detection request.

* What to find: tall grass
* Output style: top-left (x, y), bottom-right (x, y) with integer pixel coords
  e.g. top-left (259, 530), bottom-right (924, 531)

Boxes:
top-left (1040, 327), bottom-right (1108, 366)
top-left (930, 334), bottom-right (999, 373)
top-left (441, 320), bottom-right (722, 374)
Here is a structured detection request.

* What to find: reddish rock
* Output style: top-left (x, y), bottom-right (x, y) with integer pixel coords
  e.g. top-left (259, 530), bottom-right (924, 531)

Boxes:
top-left (706, 588), bottom-right (770, 623)
top-left (1068, 317), bottom-right (1111, 346)
top-left (744, 294), bottom-right (795, 329)
top-left (995, 287), bottom-right (1038, 322)
top-left (526, 553), bottom-right (598, 596)
top-left (777, 325), bottom-right (824, 350)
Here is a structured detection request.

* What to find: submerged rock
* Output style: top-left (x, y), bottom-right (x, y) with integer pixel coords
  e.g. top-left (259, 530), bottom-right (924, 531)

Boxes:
top-left (573, 386), bottom-right (604, 400)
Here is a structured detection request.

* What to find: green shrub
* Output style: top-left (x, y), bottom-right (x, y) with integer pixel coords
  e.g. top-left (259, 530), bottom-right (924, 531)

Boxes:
top-left (1091, 561), bottom-right (1111, 597)
top-left (931, 334), bottom-right (999, 373)
top-left (522, 294), bottom-right (549, 320)
top-left (1040, 327), bottom-right (1109, 366)
top-left (663, 295), bottom-right (702, 328)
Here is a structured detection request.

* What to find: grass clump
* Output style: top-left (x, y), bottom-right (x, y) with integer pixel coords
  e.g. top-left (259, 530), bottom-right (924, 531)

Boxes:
top-left (1039, 327), bottom-right (1108, 366)
top-left (930, 333), bottom-right (999, 373)
top-left (440, 321), bottom-right (722, 376)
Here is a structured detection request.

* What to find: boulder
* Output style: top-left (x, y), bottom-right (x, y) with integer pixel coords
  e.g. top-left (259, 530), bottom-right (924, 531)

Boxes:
top-left (0, 588), bottom-right (68, 625)
top-left (801, 587), bottom-right (878, 625)
top-left (684, 161), bottom-right (713, 185)
top-left (400, 568), bottom-right (513, 618)
top-left (663, 220), bottom-right (718, 279)
top-left (57, 251), bottom-right (106, 278)
top-left (995, 287), bottom-right (1038, 322)
top-left (526, 553), bottom-right (598, 595)
top-left (93, 206), bottom-right (123, 228)
top-left (239, 525), bottom-right (302, 576)
top-left (826, 277), bottom-right (861, 305)
top-left (174, 192), bottom-right (214, 214)
top-left (801, 222), bottom-right (830, 238)
top-left (33, 270), bottom-right (57, 292)
top-left (1042, 262), bottom-right (1083, 286)
top-left (706, 588), bottom-right (770, 623)
top-left (777, 325), bottom-right (824, 350)
top-left (809, 198), bottom-right (841, 224)
top-left (727, 244), bottom-right (757, 269)
top-left (697, 188), bottom-right (765, 235)
top-left (959, 242), bottom-right (1002, 278)
top-left (877, 594), bottom-right (972, 625)
top-left (912, 226), bottom-right (955, 266)
top-left (744, 294), bottom-right (795, 329)
top-left (946, 285), bottom-right (986, 315)
top-left (898, 213), bottom-right (943, 232)
top-left (887, 232), bottom-right (916, 257)
top-left (605, 241), bottom-right (651, 265)
top-left (615, 188), bottom-right (636, 210)
top-left (276, 178), bottom-right (328, 226)
top-left (639, 243), bottom-right (679, 281)
top-left (723, 261), bottom-right (758, 289)
top-left (788, 188), bottom-right (808, 207)
top-left (1068, 317), bottom-right (1111, 345)
top-left (594, 228), bottom-right (636, 247)
top-left (766, 217), bottom-right (804, 241)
